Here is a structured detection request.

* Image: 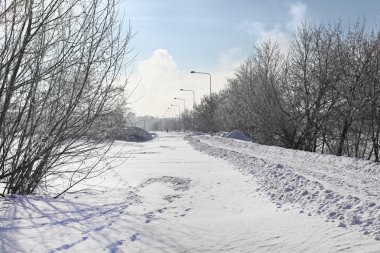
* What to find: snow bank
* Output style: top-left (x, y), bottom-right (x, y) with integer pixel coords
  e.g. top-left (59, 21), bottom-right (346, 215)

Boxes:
top-left (224, 129), bottom-right (251, 142)
top-left (186, 135), bottom-right (380, 240)
top-left (120, 127), bottom-right (153, 142)
top-left (185, 131), bottom-right (205, 136)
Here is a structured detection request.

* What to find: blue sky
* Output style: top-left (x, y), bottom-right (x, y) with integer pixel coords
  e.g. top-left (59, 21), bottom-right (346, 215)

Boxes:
top-left (119, 0), bottom-right (380, 117)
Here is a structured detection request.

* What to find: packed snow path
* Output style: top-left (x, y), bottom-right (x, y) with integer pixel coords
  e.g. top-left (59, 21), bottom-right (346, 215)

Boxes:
top-left (0, 133), bottom-right (379, 252)
top-left (188, 135), bottom-right (380, 240)
top-left (194, 135), bottom-right (379, 201)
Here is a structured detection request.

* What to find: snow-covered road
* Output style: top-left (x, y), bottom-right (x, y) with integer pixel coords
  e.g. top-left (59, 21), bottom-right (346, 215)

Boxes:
top-left (0, 133), bottom-right (379, 252)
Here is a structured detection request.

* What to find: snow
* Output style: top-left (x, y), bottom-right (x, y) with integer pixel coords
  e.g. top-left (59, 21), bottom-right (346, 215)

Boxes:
top-left (223, 129), bottom-right (252, 142)
top-left (121, 126), bottom-right (153, 142)
top-left (187, 135), bottom-right (380, 240)
top-left (1, 133), bottom-right (379, 252)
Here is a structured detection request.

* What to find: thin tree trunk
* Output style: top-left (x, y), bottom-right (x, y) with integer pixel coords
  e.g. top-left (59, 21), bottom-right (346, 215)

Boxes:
top-left (337, 119), bottom-right (350, 156)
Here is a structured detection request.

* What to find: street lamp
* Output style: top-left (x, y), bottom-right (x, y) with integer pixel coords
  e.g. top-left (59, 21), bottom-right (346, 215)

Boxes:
top-left (180, 89), bottom-right (195, 107)
top-left (167, 107), bottom-right (177, 130)
top-left (174, 97), bottom-right (186, 111)
top-left (170, 104), bottom-right (181, 130)
top-left (174, 97), bottom-right (186, 130)
top-left (190, 70), bottom-right (211, 96)
top-left (179, 90), bottom-right (195, 131)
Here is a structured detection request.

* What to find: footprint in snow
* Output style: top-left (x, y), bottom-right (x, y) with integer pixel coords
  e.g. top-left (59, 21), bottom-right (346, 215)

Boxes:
top-left (156, 207), bottom-right (168, 213)
top-left (105, 240), bottom-right (124, 253)
top-left (163, 194), bottom-right (181, 203)
top-left (130, 232), bottom-right (139, 241)
top-left (48, 236), bottom-right (88, 253)
top-left (144, 211), bottom-right (154, 223)
top-left (94, 225), bottom-right (106, 232)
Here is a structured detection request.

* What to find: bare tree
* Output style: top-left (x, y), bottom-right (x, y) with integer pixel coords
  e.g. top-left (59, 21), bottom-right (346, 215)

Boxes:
top-left (0, 0), bottom-right (132, 196)
top-left (193, 94), bottom-right (220, 133)
top-left (283, 23), bottom-right (342, 152)
top-left (220, 41), bottom-right (293, 146)
top-left (361, 31), bottom-right (380, 161)
top-left (329, 21), bottom-right (373, 157)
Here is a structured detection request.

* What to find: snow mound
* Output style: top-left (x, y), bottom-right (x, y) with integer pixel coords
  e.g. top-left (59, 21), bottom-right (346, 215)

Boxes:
top-left (185, 131), bottom-right (205, 137)
top-left (224, 129), bottom-right (251, 142)
top-left (121, 127), bottom-right (153, 142)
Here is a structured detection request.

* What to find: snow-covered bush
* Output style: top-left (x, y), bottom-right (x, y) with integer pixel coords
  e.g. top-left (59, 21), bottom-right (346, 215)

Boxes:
top-left (0, 0), bottom-right (132, 196)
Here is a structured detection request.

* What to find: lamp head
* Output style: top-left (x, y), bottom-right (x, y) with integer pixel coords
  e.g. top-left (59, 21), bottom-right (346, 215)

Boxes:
top-left (190, 71), bottom-right (195, 74)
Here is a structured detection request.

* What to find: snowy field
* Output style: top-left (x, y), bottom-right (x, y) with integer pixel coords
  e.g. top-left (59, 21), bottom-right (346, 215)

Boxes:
top-left (1, 132), bottom-right (379, 252)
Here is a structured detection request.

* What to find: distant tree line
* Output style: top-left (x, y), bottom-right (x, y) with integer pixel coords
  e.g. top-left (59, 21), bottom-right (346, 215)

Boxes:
top-left (191, 21), bottom-right (380, 162)
top-left (0, 0), bottom-right (132, 196)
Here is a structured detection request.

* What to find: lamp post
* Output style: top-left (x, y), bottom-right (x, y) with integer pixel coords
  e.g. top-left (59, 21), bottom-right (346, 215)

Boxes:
top-left (180, 89), bottom-right (196, 132)
top-left (170, 104), bottom-right (181, 130)
top-left (163, 109), bottom-right (171, 131)
top-left (174, 97), bottom-right (186, 111)
top-left (180, 89), bottom-right (195, 107)
top-left (174, 97), bottom-right (186, 130)
top-left (167, 107), bottom-right (177, 130)
top-left (161, 112), bottom-right (166, 131)
top-left (190, 71), bottom-right (211, 96)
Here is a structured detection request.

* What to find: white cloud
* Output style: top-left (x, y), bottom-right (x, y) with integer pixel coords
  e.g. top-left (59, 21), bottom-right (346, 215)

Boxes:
top-left (218, 47), bottom-right (244, 72)
top-left (128, 49), bottom-right (182, 116)
top-left (238, 20), bottom-right (290, 53)
top-left (287, 2), bottom-right (307, 31)
top-left (136, 49), bottom-right (180, 93)
top-left (128, 49), bottom-right (240, 116)
top-left (237, 1), bottom-right (307, 53)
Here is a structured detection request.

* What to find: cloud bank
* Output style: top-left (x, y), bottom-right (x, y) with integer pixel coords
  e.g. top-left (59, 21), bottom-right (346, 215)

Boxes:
top-left (129, 49), bottom-right (240, 116)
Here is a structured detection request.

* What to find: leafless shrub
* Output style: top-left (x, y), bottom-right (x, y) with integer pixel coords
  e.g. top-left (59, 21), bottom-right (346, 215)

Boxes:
top-left (0, 0), bottom-right (133, 196)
